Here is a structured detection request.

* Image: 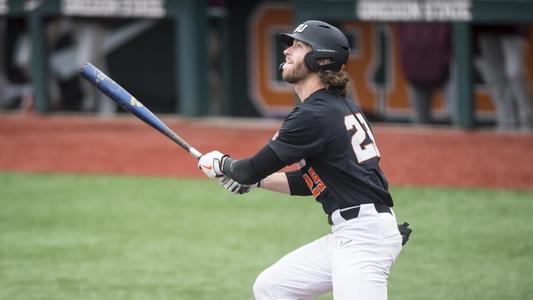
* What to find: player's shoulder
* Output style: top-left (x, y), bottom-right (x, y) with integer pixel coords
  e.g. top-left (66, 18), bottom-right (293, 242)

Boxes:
top-left (306, 89), bottom-right (339, 103)
top-left (302, 89), bottom-right (331, 106)
top-left (284, 89), bottom-right (350, 128)
top-left (284, 103), bottom-right (319, 126)
top-left (302, 89), bottom-right (347, 117)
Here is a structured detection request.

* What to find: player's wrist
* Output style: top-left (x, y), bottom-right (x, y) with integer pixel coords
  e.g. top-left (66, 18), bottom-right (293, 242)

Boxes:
top-left (221, 155), bottom-right (233, 174)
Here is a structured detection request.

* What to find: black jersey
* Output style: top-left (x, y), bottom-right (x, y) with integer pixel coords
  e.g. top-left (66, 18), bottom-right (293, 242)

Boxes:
top-left (268, 89), bottom-right (393, 215)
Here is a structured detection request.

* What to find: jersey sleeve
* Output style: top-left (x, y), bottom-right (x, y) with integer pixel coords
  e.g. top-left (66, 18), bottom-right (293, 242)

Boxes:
top-left (268, 107), bottom-right (325, 165)
top-left (285, 170), bottom-right (312, 196)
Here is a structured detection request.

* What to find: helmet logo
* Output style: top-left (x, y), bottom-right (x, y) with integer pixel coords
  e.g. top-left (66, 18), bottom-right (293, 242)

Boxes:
top-left (293, 24), bottom-right (308, 33)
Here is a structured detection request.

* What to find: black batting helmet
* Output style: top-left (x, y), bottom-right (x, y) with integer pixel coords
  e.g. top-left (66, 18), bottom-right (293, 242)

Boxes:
top-left (280, 20), bottom-right (350, 72)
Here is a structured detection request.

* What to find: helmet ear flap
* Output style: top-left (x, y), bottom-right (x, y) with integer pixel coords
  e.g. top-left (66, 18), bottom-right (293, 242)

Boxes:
top-left (304, 50), bottom-right (343, 72)
top-left (304, 51), bottom-right (320, 72)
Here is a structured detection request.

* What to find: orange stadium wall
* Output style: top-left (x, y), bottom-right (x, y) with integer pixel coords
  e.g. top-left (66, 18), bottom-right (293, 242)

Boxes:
top-left (243, 2), bottom-right (533, 121)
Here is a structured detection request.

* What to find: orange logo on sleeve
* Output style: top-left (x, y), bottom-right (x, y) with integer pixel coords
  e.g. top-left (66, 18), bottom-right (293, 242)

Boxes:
top-left (302, 167), bottom-right (327, 198)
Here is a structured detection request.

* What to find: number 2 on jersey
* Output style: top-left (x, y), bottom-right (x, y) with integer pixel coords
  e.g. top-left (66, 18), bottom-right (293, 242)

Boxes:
top-left (344, 113), bottom-right (381, 163)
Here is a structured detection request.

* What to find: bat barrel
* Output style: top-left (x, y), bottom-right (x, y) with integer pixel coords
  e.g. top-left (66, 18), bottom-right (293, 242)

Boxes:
top-left (79, 62), bottom-right (202, 159)
top-left (80, 63), bottom-right (134, 109)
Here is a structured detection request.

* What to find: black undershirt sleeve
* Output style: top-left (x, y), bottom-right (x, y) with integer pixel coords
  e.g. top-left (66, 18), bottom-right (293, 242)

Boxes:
top-left (222, 144), bottom-right (286, 185)
top-left (285, 170), bottom-right (312, 196)
top-left (222, 145), bottom-right (313, 196)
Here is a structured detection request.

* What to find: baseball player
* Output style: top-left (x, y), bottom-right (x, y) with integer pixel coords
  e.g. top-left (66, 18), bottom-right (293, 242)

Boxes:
top-left (199, 20), bottom-right (411, 300)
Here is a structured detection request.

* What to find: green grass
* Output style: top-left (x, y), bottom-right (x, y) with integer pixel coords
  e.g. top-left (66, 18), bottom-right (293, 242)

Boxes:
top-left (1, 172), bottom-right (532, 300)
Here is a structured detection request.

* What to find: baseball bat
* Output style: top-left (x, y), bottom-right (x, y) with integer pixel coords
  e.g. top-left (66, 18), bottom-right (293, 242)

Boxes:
top-left (79, 62), bottom-right (202, 159)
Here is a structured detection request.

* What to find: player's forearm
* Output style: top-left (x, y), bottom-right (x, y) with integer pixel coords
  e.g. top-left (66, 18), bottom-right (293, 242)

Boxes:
top-left (223, 145), bottom-right (286, 185)
top-left (259, 172), bottom-right (291, 194)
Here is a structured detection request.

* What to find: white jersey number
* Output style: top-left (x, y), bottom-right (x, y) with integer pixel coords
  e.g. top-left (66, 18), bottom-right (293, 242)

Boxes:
top-left (344, 114), bottom-right (381, 163)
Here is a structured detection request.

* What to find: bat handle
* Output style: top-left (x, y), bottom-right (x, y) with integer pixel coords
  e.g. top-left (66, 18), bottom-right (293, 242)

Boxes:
top-left (189, 148), bottom-right (202, 160)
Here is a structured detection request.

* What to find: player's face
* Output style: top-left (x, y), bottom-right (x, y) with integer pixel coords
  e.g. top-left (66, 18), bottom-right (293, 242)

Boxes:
top-left (281, 40), bottom-right (312, 84)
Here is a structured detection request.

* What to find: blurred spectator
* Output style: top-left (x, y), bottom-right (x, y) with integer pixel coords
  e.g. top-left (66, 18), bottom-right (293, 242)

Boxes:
top-left (474, 25), bottom-right (533, 131)
top-left (0, 18), bottom-right (8, 107)
top-left (46, 17), bottom-right (73, 110)
top-left (207, 0), bottom-right (228, 115)
top-left (73, 20), bottom-right (114, 115)
top-left (396, 23), bottom-right (454, 124)
top-left (47, 18), bottom-right (156, 114)
top-left (48, 18), bottom-right (113, 115)
top-left (0, 18), bottom-right (32, 111)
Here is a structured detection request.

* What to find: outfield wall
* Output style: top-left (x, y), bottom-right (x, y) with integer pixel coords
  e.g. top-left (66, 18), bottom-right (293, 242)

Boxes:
top-left (0, 115), bottom-right (532, 190)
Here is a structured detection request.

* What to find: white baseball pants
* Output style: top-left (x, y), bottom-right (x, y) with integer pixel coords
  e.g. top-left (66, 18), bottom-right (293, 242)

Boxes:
top-left (253, 204), bottom-right (403, 300)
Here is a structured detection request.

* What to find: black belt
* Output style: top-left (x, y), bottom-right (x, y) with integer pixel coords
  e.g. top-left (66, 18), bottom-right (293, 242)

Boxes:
top-left (327, 203), bottom-right (392, 225)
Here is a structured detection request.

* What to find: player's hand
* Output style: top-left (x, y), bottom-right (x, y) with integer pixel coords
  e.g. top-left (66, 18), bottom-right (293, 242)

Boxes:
top-left (198, 150), bottom-right (228, 178)
top-left (398, 222), bottom-right (412, 246)
top-left (218, 175), bottom-right (242, 193)
top-left (235, 181), bottom-right (261, 194)
top-left (218, 175), bottom-right (260, 195)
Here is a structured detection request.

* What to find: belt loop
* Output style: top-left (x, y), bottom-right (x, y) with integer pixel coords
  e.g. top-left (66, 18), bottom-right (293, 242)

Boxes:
top-left (328, 203), bottom-right (392, 226)
top-left (373, 203), bottom-right (392, 214)
top-left (340, 206), bottom-right (360, 221)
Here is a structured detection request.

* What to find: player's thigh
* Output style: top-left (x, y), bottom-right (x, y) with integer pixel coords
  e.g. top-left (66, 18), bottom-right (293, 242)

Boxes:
top-left (253, 235), bottom-right (333, 300)
top-left (331, 215), bottom-right (402, 300)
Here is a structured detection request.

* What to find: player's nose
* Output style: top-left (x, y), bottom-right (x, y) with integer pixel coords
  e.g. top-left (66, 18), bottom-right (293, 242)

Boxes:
top-left (283, 46), bottom-right (292, 57)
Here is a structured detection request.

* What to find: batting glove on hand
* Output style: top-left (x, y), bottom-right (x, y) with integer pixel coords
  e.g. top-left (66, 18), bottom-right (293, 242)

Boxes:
top-left (398, 222), bottom-right (412, 246)
top-left (198, 150), bottom-right (228, 178)
top-left (218, 175), bottom-right (260, 195)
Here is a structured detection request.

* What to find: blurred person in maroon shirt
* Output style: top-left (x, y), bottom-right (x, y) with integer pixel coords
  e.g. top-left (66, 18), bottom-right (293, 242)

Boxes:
top-left (396, 23), bottom-right (454, 124)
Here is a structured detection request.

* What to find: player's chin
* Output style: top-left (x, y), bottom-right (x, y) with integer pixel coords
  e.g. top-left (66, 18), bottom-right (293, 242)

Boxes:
top-left (282, 74), bottom-right (294, 84)
top-left (283, 69), bottom-right (307, 84)
top-left (282, 68), bottom-right (296, 83)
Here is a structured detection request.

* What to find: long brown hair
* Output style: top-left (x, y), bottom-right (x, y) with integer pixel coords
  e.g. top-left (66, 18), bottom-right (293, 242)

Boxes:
top-left (318, 69), bottom-right (351, 97)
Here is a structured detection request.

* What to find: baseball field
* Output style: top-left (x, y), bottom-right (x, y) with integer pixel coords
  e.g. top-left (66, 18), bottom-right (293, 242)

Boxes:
top-left (1, 115), bottom-right (533, 299)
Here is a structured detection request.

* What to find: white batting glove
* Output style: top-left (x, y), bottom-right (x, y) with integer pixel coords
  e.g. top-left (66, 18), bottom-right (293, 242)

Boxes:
top-left (218, 175), bottom-right (260, 195)
top-left (198, 150), bottom-right (227, 178)
top-left (218, 175), bottom-right (242, 194)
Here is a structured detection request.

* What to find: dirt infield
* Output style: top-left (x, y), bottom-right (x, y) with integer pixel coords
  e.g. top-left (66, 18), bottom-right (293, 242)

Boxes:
top-left (1, 114), bottom-right (532, 190)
